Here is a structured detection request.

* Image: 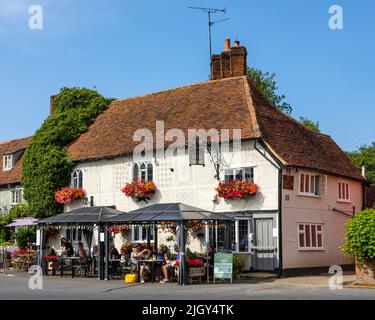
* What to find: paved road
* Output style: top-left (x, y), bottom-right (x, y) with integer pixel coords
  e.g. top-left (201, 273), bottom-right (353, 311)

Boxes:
top-left (0, 272), bottom-right (374, 300)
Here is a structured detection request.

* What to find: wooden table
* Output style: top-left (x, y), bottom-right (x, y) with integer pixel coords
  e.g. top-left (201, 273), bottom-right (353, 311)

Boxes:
top-left (59, 256), bottom-right (80, 278)
top-left (137, 260), bottom-right (164, 283)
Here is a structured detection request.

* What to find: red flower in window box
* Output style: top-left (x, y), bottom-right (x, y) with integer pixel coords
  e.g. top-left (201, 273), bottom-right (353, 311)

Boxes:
top-left (43, 255), bottom-right (58, 262)
top-left (215, 179), bottom-right (257, 200)
top-left (55, 187), bottom-right (85, 204)
top-left (121, 180), bottom-right (157, 202)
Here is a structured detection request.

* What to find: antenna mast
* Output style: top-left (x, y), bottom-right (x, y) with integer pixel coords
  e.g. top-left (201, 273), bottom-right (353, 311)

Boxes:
top-left (188, 6), bottom-right (229, 60)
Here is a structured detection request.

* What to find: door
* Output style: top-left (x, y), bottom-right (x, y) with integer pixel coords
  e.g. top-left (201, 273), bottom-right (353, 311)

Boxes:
top-left (253, 218), bottom-right (276, 271)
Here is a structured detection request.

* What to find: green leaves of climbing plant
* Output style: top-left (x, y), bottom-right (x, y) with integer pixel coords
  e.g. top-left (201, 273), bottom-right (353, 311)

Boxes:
top-left (22, 87), bottom-right (112, 218)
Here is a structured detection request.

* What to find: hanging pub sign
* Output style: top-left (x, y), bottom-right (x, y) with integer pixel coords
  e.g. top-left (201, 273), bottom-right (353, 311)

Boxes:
top-left (213, 253), bottom-right (233, 283)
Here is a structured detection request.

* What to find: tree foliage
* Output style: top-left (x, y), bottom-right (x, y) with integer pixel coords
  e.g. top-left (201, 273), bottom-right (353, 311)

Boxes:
top-left (343, 209), bottom-right (375, 264)
top-left (0, 204), bottom-right (29, 243)
top-left (247, 67), bottom-right (293, 114)
top-left (299, 117), bottom-right (321, 133)
top-left (22, 88), bottom-right (111, 218)
top-left (346, 143), bottom-right (375, 184)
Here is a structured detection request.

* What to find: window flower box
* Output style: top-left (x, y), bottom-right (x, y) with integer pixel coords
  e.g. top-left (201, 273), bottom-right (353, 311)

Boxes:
top-left (121, 180), bottom-right (157, 202)
top-left (215, 179), bottom-right (257, 200)
top-left (55, 187), bottom-right (85, 204)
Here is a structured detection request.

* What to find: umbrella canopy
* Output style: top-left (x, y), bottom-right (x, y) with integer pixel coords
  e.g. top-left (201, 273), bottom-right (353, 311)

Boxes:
top-left (6, 217), bottom-right (38, 227)
top-left (104, 203), bottom-right (232, 223)
top-left (38, 206), bottom-right (122, 225)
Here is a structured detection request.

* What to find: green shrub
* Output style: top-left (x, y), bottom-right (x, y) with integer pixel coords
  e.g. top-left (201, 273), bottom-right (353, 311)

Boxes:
top-left (342, 209), bottom-right (375, 264)
top-left (22, 87), bottom-right (112, 218)
top-left (15, 227), bottom-right (36, 249)
top-left (233, 255), bottom-right (245, 275)
top-left (0, 204), bottom-right (30, 243)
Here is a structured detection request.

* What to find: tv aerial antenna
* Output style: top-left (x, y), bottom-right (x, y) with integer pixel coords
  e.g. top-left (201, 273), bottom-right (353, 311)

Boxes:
top-left (188, 6), bottom-right (230, 60)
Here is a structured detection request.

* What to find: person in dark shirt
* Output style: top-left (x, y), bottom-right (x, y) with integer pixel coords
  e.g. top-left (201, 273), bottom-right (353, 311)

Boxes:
top-left (61, 237), bottom-right (74, 256)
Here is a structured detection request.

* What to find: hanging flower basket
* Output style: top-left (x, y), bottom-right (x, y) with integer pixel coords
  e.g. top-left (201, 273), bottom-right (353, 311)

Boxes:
top-left (108, 225), bottom-right (131, 236)
top-left (55, 187), bottom-right (85, 204)
top-left (215, 179), bottom-right (257, 200)
top-left (121, 180), bottom-right (157, 202)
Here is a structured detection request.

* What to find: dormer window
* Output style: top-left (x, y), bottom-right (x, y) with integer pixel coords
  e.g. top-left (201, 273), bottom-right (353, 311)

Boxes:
top-left (3, 154), bottom-right (13, 171)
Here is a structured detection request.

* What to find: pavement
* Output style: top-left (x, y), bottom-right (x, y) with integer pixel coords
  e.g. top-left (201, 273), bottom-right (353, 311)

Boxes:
top-left (0, 270), bottom-right (374, 300)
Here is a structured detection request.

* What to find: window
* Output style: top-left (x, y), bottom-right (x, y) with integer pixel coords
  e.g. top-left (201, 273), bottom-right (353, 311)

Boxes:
top-left (298, 223), bottom-right (323, 250)
top-left (224, 167), bottom-right (254, 182)
top-left (299, 173), bottom-right (320, 196)
top-left (66, 229), bottom-right (82, 242)
top-left (208, 222), bottom-right (225, 252)
top-left (3, 154), bottom-right (13, 171)
top-left (338, 180), bottom-right (350, 202)
top-left (72, 169), bottom-right (83, 188)
top-left (11, 189), bottom-right (23, 205)
top-left (189, 136), bottom-right (205, 166)
top-left (132, 226), bottom-right (147, 242)
top-left (132, 162), bottom-right (153, 181)
top-left (238, 220), bottom-right (250, 252)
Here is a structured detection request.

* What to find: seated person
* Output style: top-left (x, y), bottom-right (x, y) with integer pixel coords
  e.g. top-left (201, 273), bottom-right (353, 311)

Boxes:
top-left (61, 238), bottom-right (74, 257)
top-left (77, 241), bottom-right (87, 258)
top-left (109, 244), bottom-right (120, 260)
top-left (154, 247), bottom-right (169, 283)
top-left (167, 245), bottom-right (181, 278)
top-left (138, 246), bottom-right (153, 284)
top-left (130, 246), bottom-right (142, 271)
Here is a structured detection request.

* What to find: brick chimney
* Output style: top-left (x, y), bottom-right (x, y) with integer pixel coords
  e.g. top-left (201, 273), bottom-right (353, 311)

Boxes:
top-left (211, 39), bottom-right (247, 80)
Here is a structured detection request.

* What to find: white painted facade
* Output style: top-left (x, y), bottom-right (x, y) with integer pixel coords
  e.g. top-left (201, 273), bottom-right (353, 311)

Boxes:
top-left (49, 139), bottom-right (364, 274)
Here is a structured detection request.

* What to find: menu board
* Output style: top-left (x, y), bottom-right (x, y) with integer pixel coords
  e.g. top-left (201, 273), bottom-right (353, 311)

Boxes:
top-left (213, 253), bottom-right (233, 283)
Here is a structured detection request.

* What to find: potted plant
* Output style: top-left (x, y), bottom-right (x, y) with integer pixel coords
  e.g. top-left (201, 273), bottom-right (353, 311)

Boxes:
top-left (215, 179), bottom-right (257, 200)
top-left (121, 180), bottom-right (157, 202)
top-left (186, 258), bottom-right (205, 280)
top-left (342, 209), bottom-right (375, 285)
top-left (44, 255), bottom-right (58, 271)
top-left (55, 187), bottom-right (85, 204)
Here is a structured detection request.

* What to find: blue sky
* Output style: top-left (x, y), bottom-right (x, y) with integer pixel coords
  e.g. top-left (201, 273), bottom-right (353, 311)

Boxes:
top-left (0, 0), bottom-right (374, 151)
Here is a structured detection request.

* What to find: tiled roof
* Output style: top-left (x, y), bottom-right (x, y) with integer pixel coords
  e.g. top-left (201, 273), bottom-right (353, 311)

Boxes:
top-left (0, 137), bottom-right (32, 186)
top-left (67, 76), bottom-right (363, 181)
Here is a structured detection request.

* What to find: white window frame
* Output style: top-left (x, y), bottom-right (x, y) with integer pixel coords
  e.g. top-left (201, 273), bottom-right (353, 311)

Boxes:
top-left (3, 154), bottom-right (13, 171)
top-left (337, 180), bottom-right (351, 203)
top-left (131, 161), bottom-right (153, 182)
top-left (298, 172), bottom-right (321, 197)
top-left (132, 226), bottom-right (153, 242)
top-left (297, 223), bottom-right (324, 251)
top-left (71, 169), bottom-right (83, 189)
top-left (11, 189), bottom-right (23, 205)
top-left (223, 167), bottom-right (255, 183)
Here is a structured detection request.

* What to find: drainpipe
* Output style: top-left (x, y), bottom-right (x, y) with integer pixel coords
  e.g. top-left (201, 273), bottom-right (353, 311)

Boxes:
top-left (254, 140), bottom-right (284, 278)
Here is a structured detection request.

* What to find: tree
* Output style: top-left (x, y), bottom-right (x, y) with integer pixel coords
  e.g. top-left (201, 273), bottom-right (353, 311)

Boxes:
top-left (247, 67), bottom-right (293, 114)
top-left (299, 117), bottom-right (321, 133)
top-left (346, 143), bottom-right (375, 184)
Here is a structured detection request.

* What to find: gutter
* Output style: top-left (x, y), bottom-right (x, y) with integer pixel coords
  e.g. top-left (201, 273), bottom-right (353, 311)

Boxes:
top-left (254, 139), bottom-right (285, 278)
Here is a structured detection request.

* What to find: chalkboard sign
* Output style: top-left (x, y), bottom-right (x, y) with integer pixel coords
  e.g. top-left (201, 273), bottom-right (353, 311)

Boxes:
top-left (213, 253), bottom-right (233, 283)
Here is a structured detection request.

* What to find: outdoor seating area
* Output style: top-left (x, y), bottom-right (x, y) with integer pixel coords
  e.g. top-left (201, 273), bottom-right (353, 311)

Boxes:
top-left (36, 203), bottom-right (234, 285)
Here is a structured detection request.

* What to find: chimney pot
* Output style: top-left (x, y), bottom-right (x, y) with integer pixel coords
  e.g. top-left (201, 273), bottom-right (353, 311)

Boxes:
top-left (224, 39), bottom-right (231, 51)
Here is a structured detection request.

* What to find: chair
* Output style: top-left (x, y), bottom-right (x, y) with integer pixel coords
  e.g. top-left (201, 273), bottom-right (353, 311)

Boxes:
top-left (73, 257), bottom-right (88, 277)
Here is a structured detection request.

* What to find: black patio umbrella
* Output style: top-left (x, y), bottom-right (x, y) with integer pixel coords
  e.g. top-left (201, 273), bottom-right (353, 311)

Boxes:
top-left (104, 203), bottom-right (232, 223)
top-left (38, 206), bottom-right (122, 225)
top-left (104, 203), bottom-right (232, 285)
top-left (38, 206), bottom-right (122, 278)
